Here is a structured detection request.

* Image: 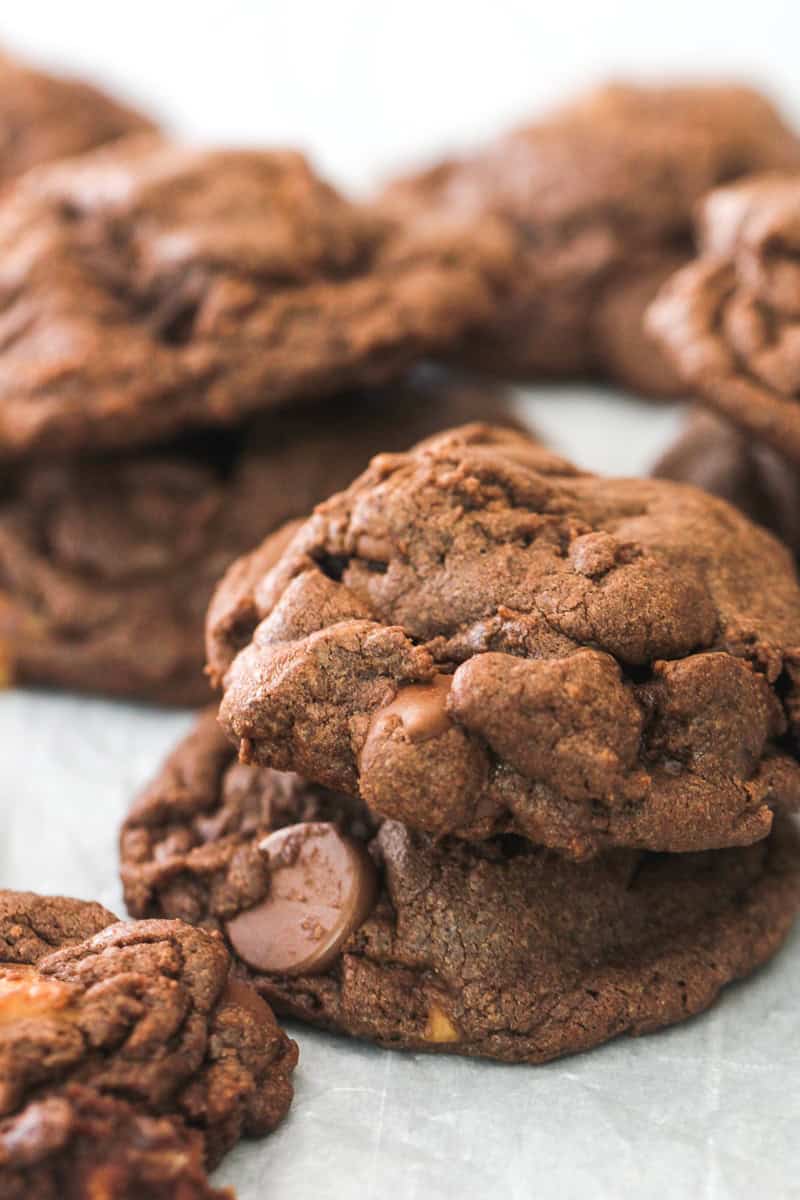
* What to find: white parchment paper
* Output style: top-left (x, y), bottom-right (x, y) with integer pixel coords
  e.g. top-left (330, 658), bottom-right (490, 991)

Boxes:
top-left (3, 388), bottom-right (798, 1200)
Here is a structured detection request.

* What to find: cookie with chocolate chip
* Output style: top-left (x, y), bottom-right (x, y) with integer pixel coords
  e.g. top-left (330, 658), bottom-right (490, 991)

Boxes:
top-left (654, 409), bottom-right (800, 555)
top-left (379, 83), bottom-right (800, 396)
top-left (0, 371), bottom-right (516, 705)
top-left (211, 423), bottom-right (800, 859)
top-left (0, 49), bottom-right (156, 188)
top-left (0, 889), bottom-right (297, 1178)
top-left (648, 171), bottom-right (800, 463)
top-left (121, 708), bottom-right (377, 927)
top-left (121, 714), bottom-right (800, 1064)
top-left (0, 135), bottom-right (513, 457)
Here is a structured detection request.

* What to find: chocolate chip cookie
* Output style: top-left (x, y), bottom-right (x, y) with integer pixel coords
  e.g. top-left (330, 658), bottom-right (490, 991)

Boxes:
top-left (379, 83), bottom-right (800, 396)
top-left (212, 424), bottom-right (800, 859)
top-left (1, 1086), bottom-right (227, 1200)
top-left (654, 410), bottom-right (800, 556)
top-left (0, 889), bottom-right (297, 1178)
top-left (0, 49), bottom-right (156, 188)
top-left (0, 137), bottom-right (513, 457)
top-left (648, 172), bottom-right (800, 463)
top-left (121, 714), bottom-right (800, 1064)
top-left (0, 370), bottom-right (517, 705)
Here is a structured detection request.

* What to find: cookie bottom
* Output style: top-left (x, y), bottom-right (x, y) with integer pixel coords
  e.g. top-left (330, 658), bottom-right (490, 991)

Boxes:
top-left (250, 819), bottom-right (800, 1064)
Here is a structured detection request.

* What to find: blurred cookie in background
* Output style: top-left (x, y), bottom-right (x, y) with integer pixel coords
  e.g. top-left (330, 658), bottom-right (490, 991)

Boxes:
top-left (649, 170), bottom-right (800, 461)
top-left (0, 371), bottom-right (520, 706)
top-left (378, 82), bottom-right (800, 397)
top-left (0, 47), bottom-right (156, 186)
top-left (653, 408), bottom-right (800, 555)
top-left (0, 138), bottom-right (513, 458)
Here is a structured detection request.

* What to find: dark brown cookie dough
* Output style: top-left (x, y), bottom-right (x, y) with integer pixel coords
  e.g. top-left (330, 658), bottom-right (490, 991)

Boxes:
top-left (0, 49), bottom-right (156, 188)
top-left (379, 82), bottom-right (800, 397)
top-left (0, 1085), bottom-right (228, 1200)
top-left (121, 708), bottom-right (376, 927)
top-left (648, 172), bottom-right (800, 464)
top-left (121, 715), bottom-right (800, 1064)
top-left (212, 423), bottom-right (800, 859)
top-left (0, 890), bottom-right (116, 963)
top-left (0, 370), bottom-right (517, 705)
top-left (0, 890), bottom-right (297, 1174)
top-left (654, 409), bottom-right (800, 556)
top-left (0, 137), bottom-right (514, 457)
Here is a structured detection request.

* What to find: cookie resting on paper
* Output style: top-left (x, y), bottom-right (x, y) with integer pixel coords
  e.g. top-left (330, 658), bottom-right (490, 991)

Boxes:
top-left (121, 712), bottom-right (800, 1064)
top-left (0, 887), bottom-right (296, 1193)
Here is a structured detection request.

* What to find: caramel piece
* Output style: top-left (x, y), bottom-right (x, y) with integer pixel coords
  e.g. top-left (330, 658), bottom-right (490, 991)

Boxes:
top-left (424, 1002), bottom-right (461, 1044)
top-left (0, 965), bottom-right (76, 1023)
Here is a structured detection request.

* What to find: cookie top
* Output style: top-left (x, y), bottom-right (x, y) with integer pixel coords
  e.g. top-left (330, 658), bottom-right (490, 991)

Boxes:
top-left (379, 82), bottom-right (800, 392)
top-left (654, 409), bottom-right (800, 555)
top-left (648, 171), bottom-right (800, 465)
top-left (212, 423), bottom-right (800, 858)
top-left (121, 714), bottom-right (800, 1064)
top-left (0, 370), bottom-right (515, 705)
top-left (0, 890), bottom-right (297, 1171)
top-left (0, 137), bottom-right (513, 457)
top-left (0, 50), bottom-right (156, 187)
top-left (0, 1085), bottom-right (226, 1200)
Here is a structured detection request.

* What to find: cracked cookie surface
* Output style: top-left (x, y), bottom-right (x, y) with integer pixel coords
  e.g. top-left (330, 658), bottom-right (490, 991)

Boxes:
top-left (654, 409), bottom-right (800, 557)
top-left (0, 138), bottom-right (513, 457)
top-left (0, 890), bottom-right (297, 1179)
top-left (212, 423), bottom-right (800, 858)
top-left (649, 171), bottom-right (800, 465)
top-left (0, 370), bottom-right (515, 705)
top-left (0, 1085), bottom-right (229, 1200)
top-left (0, 49), bottom-right (156, 189)
top-left (379, 82), bottom-right (800, 396)
top-left (121, 715), bottom-right (800, 1064)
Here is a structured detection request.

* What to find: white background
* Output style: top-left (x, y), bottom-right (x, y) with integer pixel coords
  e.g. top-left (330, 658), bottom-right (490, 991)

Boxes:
top-left (1, 4), bottom-right (799, 1198)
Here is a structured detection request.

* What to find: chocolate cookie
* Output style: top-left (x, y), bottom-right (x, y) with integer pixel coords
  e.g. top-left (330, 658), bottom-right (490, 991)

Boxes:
top-left (379, 83), bottom-right (800, 396)
top-left (0, 890), bottom-right (297, 1175)
top-left (0, 49), bottom-right (156, 188)
top-left (121, 714), bottom-right (800, 1064)
top-left (654, 410), bottom-right (800, 555)
top-left (648, 172), bottom-right (800, 464)
top-left (0, 371), bottom-right (517, 705)
top-left (1, 1086), bottom-right (227, 1200)
top-left (121, 709), bottom-right (377, 927)
top-left (212, 423), bottom-right (800, 859)
top-left (0, 137), bottom-right (513, 457)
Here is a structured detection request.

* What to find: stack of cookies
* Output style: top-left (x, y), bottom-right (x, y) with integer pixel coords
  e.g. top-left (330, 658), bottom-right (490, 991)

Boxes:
top-left (0, 53), bottom-right (520, 706)
top-left (120, 422), bottom-right (800, 1065)
top-left (4, 44), bottom-right (800, 1199)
